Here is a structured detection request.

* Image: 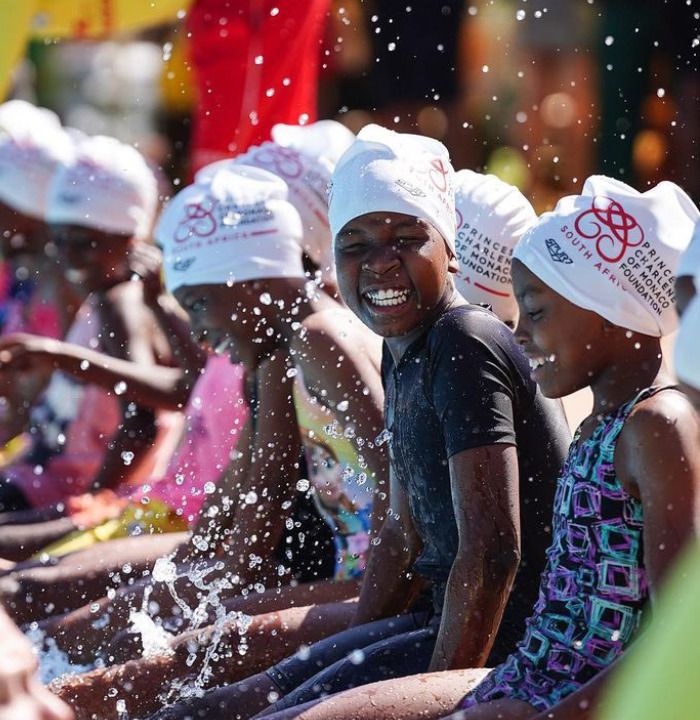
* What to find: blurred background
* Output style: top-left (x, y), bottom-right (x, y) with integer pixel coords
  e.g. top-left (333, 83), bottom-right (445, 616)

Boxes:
top-left (1, 0), bottom-right (698, 211)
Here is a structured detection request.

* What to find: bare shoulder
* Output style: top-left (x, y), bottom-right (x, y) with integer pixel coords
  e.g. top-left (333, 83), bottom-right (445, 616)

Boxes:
top-left (623, 388), bottom-right (699, 441)
top-left (104, 279), bottom-right (145, 313)
top-left (295, 308), bottom-right (383, 367)
top-left (617, 388), bottom-right (700, 493)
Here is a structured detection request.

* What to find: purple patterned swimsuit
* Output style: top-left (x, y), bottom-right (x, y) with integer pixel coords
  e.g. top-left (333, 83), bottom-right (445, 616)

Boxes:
top-left (462, 387), bottom-right (666, 712)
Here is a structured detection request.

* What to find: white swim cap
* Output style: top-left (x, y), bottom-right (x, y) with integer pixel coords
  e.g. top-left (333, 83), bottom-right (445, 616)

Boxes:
top-left (328, 124), bottom-right (456, 252)
top-left (454, 169), bottom-right (536, 321)
top-left (196, 120), bottom-right (355, 285)
top-left (46, 135), bottom-right (158, 239)
top-left (157, 164), bottom-right (305, 294)
top-left (0, 100), bottom-right (74, 221)
top-left (514, 175), bottom-right (699, 337)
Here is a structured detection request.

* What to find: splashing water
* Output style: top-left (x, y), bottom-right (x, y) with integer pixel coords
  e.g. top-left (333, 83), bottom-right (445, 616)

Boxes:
top-left (133, 553), bottom-right (253, 704)
top-left (25, 624), bottom-right (95, 684)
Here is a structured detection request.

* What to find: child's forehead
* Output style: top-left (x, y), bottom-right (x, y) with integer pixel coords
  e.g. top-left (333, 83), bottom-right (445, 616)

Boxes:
top-left (342, 212), bottom-right (430, 232)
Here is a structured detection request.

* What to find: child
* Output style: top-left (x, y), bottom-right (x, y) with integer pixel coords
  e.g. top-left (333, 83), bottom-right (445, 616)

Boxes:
top-left (596, 272), bottom-right (700, 720)
top-left (0, 100), bottom-right (78, 446)
top-left (263, 175), bottom-right (700, 720)
top-left (0, 135), bottom-right (167, 547)
top-left (52, 163), bottom-right (388, 720)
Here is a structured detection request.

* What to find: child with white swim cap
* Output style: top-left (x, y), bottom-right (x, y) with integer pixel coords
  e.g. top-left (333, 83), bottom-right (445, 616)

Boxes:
top-left (0, 135), bottom-right (172, 526)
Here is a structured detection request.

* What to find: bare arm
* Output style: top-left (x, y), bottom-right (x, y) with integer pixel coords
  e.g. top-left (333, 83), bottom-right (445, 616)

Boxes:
top-left (0, 333), bottom-right (189, 410)
top-left (294, 315), bottom-right (389, 535)
top-left (192, 352), bottom-right (302, 586)
top-left (429, 444), bottom-right (521, 672)
top-left (88, 285), bottom-right (165, 491)
top-left (351, 466), bottom-right (424, 626)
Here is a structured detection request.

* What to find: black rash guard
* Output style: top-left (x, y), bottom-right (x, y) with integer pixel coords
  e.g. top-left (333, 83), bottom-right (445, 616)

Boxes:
top-left (382, 304), bottom-right (571, 649)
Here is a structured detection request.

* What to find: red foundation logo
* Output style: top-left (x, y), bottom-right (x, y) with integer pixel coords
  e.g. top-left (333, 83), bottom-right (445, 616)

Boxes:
top-left (428, 158), bottom-right (449, 193)
top-left (574, 195), bottom-right (644, 263)
top-left (250, 146), bottom-right (304, 180)
top-left (175, 200), bottom-right (218, 243)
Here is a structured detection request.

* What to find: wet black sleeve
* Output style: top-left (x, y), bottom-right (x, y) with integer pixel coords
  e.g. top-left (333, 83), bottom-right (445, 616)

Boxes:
top-left (427, 310), bottom-right (519, 458)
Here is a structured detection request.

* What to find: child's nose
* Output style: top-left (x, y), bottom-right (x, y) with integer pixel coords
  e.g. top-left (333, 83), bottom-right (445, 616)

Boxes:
top-left (362, 246), bottom-right (400, 275)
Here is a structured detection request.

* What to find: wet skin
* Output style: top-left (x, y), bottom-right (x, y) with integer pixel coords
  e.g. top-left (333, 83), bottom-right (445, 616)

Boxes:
top-left (334, 212), bottom-right (462, 361)
top-left (50, 224), bottom-right (133, 293)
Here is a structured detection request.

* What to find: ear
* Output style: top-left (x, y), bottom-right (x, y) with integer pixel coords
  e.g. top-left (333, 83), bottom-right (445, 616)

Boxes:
top-left (447, 252), bottom-right (460, 274)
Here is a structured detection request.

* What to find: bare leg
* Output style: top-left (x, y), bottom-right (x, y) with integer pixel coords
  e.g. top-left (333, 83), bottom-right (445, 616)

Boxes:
top-left (107, 580), bottom-right (360, 664)
top-left (0, 533), bottom-right (185, 624)
top-left (256, 670), bottom-right (537, 720)
top-left (41, 556), bottom-right (321, 664)
top-left (0, 504), bottom-right (65, 527)
top-left (146, 675), bottom-right (281, 720)
top-left (0, 517), bottom-right (78, 561)
top-left (53, 601), bottom-right (359, 720)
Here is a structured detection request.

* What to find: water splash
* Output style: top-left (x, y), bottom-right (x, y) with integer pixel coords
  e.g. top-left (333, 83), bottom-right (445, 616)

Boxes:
top-left (25, 624), bottom-right (95, 684)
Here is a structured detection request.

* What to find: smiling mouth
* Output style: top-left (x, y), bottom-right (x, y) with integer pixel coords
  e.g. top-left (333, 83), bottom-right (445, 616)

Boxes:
top-left (362, 287), bottom-right (412, 308)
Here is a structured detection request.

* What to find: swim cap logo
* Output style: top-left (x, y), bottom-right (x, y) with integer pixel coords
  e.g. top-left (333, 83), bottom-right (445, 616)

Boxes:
top-left (574, 195), bottom-right (644, 263)
top-left (428, 158), bottom-right (449, 193)
top-left (545, 237), bottom-right (574, 265)
top-left (250, 145), bottom-right (304, 180)
top-left (175, 200), bottom-right (218, 243)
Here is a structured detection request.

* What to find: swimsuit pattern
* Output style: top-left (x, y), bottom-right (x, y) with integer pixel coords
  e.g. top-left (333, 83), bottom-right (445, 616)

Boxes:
top-left (462, 387), bottom-right (663, 712)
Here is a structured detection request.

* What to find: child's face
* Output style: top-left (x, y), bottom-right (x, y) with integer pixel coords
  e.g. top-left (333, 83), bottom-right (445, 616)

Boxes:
top-left (174, 281), bottom-right (278, 371)
top-left (334, 212), bottom-right (458, 338)
top-left (512, 259), bottom-right (611, 398)
top-left (51, 224), bottom-right (132, 291)
top-left (0, 199), bottom-right (49, 258)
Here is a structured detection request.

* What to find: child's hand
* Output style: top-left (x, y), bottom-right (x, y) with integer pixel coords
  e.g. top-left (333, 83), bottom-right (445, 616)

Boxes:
top-left (0, 333), bottom-right (57, 374)
top-left (127, 242), bottom-right (164, 307)
top-left (0, 609), bottom-right (74, 720)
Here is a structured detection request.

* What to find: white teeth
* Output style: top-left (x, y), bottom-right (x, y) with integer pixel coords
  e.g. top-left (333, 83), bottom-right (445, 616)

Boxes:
top-left (365, 288), bottom-right (410, 306)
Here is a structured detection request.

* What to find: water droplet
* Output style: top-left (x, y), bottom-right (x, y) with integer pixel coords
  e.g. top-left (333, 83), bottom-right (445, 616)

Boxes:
top-left (114, 381), bottom-right (127, 396)
top-left (79, 359), bottom-right (90, 370)
top-left (337, 400), bottom-right (349, 412)
top-left (374, 429), bottom-right (393, 446)
top-left (254, 55), bottom-right (264, 65)
top-left (604, 35), bottom-right (614, 46)
top-left (259, 292), bottom-right (272, 305)
top-left (204, 482), bottom-right (216, 494)
top-left (296, 478), bottom-right (310, 492)
top-left (657, 87), bottom-right (666, 98)
top-left (286, 367), bottom-right (298, 378)
top-left (515, 9), bottom-right (526, 20)
top-left (348, 649), bottom-right (365, 664)
top-left (481, 64), bottom-right (489, 73)
top-left (244, 491), bottom-right (258, 505)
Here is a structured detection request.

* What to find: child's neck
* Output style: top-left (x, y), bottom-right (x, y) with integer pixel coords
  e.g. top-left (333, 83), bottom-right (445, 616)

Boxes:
top-left (589, 338), bottom-right (670, 416)
top-left (386, 289), bottom-right (466, 363)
